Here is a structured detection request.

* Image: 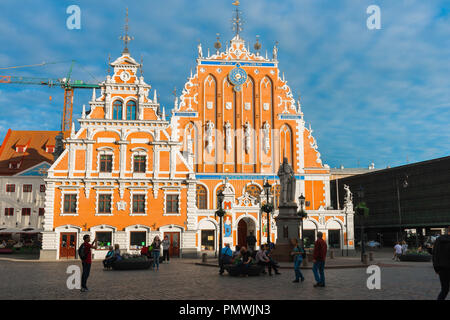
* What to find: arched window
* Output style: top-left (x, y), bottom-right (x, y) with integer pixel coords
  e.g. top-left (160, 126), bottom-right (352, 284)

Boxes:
top-left (196, 185), bottom-right (207, 209)
top-left (112, 100), bottom-right (123, 120)
top-left (126, 100), bottom-right (137, 120)
top-left (245, 184), bottom-right (261, 199)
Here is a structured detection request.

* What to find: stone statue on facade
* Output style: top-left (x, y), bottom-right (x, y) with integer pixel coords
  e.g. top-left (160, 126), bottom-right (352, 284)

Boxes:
top-left (224, 121), bottom-right (232, 154)
top-left (277, 157), bottom-right (296, 206)
top-left (198, 42), bottom-right (203, 58)
top-left (263, 121), bottom-right (270, 155)
top-left (343, 184), bottom-right (353, 212)
top-left (244, 121), bottom-right (251, 154)
top-left (205, 121), bottom-right (214, 154)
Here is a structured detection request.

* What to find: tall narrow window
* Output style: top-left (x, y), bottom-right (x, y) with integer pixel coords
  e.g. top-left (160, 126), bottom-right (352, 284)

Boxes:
top-left (113, 100), bottom-right (123, 120)
top-left (126, 100), bottom-right (137, 120)
top-left (132, 194), bottom-right (145, 214)
top-left (23, 185), bottom-right (32, 193)
top-left (4, 208), bottom-right (14, 216)
top-left (21, 208), bottom-right (31, 216)
top-left (99, 155), bottom-right (113, 172)
top-left (166, 195), bottom-right (179, 214)
top-left (133, 155), bottom-right (146, 173)
top-left (98, 194), bottom-right (112, 214)
top-left (196, 185), bottom-right (207, 209)
top-left (63, 194), bottom-right (77, 213)
top-left (38, 208), bottom-right (45, 216)
top-left (6, 184), bottom-right (15, 192)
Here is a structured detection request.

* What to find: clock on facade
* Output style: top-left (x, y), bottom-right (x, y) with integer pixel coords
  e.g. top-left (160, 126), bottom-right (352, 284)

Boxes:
top-left (120, 71), bottom-right (131, 82)
top-left (228, 64), bottom-right (247, 92)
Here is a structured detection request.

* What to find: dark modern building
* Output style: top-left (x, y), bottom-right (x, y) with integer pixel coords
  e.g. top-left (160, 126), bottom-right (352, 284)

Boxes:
top-left (331, 156), bottom-right (450, 247)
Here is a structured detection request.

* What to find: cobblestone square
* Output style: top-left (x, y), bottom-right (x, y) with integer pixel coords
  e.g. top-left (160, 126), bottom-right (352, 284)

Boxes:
top-left (0, 256), bottom-right (442, 300)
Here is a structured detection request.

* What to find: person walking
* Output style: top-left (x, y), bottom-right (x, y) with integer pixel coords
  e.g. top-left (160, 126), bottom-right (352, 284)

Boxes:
top-left (291, 239), bottom-right (305, 283)
top-left (432, 227), bottom-right (450, 300)
top-left (162, 235), bottom-right (171, 263)
top-left (151, 236), bottom-right (162, 271)
top-left (312, 232), bottom-right (327, 287)
top-left (246, 231), bottom-right (257, 253)
top-left (219, 243), bottom-right (233, 275)
top-left (393, 242), bottom-right (402, 261)
top-left (79, 234), bottom-right (97, 292)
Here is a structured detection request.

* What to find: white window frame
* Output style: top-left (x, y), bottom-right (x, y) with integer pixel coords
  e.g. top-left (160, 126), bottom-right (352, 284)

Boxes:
top-left (129, 190), bottom-right (147, 216)
top-left (164, 191), bottom-right (181, 216)
top-left (130, 148), bottom-right (148, 178)
top-left (97, 147), bottom-right (115, 178)
top-left (95, 191), bottom-right (114, 216)
top-left (60, 190), bottom-right (79, 216)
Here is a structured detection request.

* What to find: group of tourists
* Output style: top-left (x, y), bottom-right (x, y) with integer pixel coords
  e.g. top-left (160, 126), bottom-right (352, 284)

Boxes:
top-left (392, 240), bottom-right (408, 261)
top-left (218, 231), bottom-right (328, 288)
top-left (79, 234), bottom-right (172, 292)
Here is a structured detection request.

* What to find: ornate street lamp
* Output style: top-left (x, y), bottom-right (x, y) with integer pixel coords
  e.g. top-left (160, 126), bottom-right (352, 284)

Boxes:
top-left (297, 194), bottom-right (307, 240)
top-left (215, 190), bottom-right (226, 266)
top-left (262, 180), bottom-right (273, 245)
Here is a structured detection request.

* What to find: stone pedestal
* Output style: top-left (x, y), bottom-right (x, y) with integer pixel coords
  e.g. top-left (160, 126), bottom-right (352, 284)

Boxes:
top-left (270, 203), bottom-right (300, 262)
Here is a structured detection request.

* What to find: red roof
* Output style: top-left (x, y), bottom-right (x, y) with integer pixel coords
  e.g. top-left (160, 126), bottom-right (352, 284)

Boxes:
top-left (0, 129), bottom-right (60, 176)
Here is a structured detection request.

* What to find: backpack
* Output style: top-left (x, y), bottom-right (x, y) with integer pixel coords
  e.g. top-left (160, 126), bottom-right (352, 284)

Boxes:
top-left (78, 243), bottom-right (86, 261)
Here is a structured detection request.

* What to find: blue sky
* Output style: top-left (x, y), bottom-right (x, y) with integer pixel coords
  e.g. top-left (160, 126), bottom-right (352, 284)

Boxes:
top-left (0, 0), bottom-right (449, 169)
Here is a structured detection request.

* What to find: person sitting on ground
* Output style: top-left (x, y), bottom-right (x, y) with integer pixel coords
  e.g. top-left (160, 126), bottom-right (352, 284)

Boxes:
top-left (103, 246), bottom-right (115, 269)
top-left (255, 244), bottom-right (271, 275)
top-left (219, 243), bottom-right (233, 275)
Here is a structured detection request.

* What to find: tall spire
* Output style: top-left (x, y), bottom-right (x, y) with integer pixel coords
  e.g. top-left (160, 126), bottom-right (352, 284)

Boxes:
top-left (231, 1), bottom-right (243, 39)
top-left (119, 8), bottom-right (134, 55)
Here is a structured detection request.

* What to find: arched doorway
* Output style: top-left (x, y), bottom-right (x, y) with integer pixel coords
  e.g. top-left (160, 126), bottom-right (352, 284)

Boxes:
top-left (237, 220), bottom-right (247, 248)
top-left (237, 217), bottom-right (256, 249)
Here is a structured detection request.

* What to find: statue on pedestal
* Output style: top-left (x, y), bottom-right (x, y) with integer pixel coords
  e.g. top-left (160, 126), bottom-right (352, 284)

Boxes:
top-left (277, 157), bottom-right (296, 206)
top-left (343, 184), bottom-right (353, 212)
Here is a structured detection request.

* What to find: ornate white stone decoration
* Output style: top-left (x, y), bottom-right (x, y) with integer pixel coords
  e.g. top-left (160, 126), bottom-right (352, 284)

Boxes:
top-left (244, 121), bottom-right (251, 154)
top-left (237, 192), bottom-right (258, 207)
top-left (226, 102), bottom-right (232, 110)
top-left (117, 201), bottom-right (127, 211)
top-left (263, 121), bottom-right (271, 154)
top-left (120, 71), bottom-right (130, 82)
top-left (205, 121), bottom-right (215, 154)
top-left (263, 103), bottom-right (270, 111)
top-left (217, 68), bottom-right (222, 73)
top-left (200, 67), bottom-right (205, 73)
top-left (198, 42), bottom-right (203, 58)
top-left (277, 158), bottom-right (296, 206)
top-left (244, 102), bottom-right (251, 110)
top-left (343, 184), bottom-right (354, 212)
top-left (224, 121), bottom-right (232, 154)
top-left (254, 69), bottom-right (259, 74)
top-left (207, 101), bottom-right (213, 110)
top-left (270, 70), bottom-right (275, 75)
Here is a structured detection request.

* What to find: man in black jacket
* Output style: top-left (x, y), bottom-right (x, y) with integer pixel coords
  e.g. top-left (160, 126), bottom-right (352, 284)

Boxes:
top-left (432, 227), bottom-right (450, 300)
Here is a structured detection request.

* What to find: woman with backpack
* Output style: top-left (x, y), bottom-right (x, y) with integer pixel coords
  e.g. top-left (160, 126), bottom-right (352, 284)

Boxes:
top-left (151, 236), bottom-right (162, 271)
top-left (291, 238), bottom-right (306, 283)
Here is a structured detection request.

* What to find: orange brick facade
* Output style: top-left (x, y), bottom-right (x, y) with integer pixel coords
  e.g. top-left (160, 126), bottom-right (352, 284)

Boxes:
top-left (40, 11), bottom-right (354, 260)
